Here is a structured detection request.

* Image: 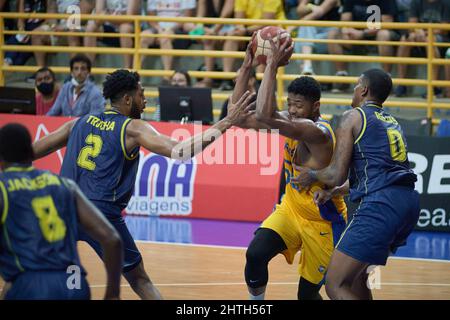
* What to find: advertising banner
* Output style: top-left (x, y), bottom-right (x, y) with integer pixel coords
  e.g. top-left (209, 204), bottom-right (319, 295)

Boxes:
top-left (0, 115), bottom-right (283, 222)
top-left (407, 136), bottom-right (450, 232)
top-left (1, 115), bottom-right (449, 231)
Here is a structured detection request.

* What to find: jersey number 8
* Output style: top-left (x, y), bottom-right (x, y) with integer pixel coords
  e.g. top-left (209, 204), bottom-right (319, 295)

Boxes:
top-left (31, 196), bottom-right (67, 243)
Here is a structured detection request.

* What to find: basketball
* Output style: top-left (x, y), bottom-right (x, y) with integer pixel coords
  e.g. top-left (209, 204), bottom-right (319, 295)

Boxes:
top-left (250, 26), bottom-right (293, 66)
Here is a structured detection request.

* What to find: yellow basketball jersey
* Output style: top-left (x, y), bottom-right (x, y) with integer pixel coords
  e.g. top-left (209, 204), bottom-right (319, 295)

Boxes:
top-left (282, 119), bottom-right (347, 221)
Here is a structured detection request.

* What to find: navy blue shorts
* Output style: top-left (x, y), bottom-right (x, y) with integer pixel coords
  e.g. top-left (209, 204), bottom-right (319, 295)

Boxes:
top-left (336, 185), bottom-right (420, 266)
top-left (78, 201), bottom-right (142, 273)
top-left (5, 271), bottom-right (90, 300)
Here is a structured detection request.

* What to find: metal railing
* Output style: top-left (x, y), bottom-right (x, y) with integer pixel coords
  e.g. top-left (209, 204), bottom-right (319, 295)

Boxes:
top-left (1, 13), bottom-right (450, 120)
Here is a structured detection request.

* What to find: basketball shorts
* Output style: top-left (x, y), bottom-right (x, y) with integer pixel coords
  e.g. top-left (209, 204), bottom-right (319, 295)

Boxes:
top-left (261, 200), bottom-right (347, 285)
top-left (4, 271), bottom-right (90, 300)
top-left (78, 200), bottom-right (142, 273)
top-left (336, 185), bottom-right (420, 266)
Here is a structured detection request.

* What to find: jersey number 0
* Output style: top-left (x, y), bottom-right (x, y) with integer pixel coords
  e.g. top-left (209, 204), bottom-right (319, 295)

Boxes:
top-left (387, 129), bottom-right (407, 162)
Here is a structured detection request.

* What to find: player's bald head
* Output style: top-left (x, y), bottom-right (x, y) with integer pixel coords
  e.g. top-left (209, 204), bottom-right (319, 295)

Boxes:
top-left (0, 123), bottom-right (34, 164)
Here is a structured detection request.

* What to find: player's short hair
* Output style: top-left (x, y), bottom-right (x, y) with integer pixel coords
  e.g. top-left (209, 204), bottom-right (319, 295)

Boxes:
top-left (70, 53), bottom-right (92, 72)
top-left (361, 68), bottom-right (392, 103)
top-left (0, 123), bottom-right (34, 163)
top-left (103, 69), bottom-right (141, 103)
top-left (287, 76), bottom-right (321, 103)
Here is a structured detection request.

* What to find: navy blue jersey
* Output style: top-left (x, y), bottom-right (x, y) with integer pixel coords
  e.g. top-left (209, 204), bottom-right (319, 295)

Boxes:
top-left (0, 166), bottom-right (83, 282)
top-left (60, 110), bottom-right (140, 210)
top-left (349, 103), bottom-right (417, 202)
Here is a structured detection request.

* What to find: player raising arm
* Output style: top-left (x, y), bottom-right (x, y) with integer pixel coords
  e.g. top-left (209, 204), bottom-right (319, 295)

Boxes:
top-left (31, 69), bottom-right (255, 300)
top-left (233, 31), bottom-right (348, 300)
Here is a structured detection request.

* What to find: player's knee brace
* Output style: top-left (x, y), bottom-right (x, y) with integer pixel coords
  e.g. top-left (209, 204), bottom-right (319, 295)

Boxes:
top-left (244, 228), bottom-right (287, 289)
top-left (245, 246), bottom-right (270, 288)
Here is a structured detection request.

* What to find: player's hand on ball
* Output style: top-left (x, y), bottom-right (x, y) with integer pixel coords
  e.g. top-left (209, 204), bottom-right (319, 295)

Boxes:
top-left (226, 91), bottom-right (256, 126)
top-left (267, 30), bottom-right (294, 67)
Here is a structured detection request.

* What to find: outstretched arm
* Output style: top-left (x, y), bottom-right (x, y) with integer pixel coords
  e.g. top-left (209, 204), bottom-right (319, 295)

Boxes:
top-left (231, 39), bottom-right (254, 105)
top-left (231, 37), bottom-right (271, 130)
top-left (292, 109), bottom-right (362, 188)
top-left (254, 35), bottom-right (286, 122)
top-left (32, 119), bottom-right (78, 160)
top-left (68, 180), bottom-right (123, 300)
top-left (126, 91), bottom-right (255, 160)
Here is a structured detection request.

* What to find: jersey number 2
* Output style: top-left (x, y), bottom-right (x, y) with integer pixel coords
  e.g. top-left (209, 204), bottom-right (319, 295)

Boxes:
top-left (31, 196), bottom-right (67, 243)
top-left (77, 134), bottom-right (103, 171)
top-left (387, 129), bottom-right (407, 162)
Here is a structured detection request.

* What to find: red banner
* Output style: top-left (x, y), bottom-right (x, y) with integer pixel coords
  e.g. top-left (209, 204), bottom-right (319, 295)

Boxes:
top-left (0, 114), bottom-right (284, 222)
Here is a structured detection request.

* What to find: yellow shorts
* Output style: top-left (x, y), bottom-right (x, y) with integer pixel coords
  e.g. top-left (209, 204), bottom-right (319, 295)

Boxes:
top-left (261, 201), bottom-right (347, 285)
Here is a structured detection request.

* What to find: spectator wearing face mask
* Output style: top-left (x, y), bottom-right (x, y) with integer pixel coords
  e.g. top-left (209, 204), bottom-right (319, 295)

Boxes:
top-left (47, 54), bottom-right (105, 117)
top-left (34, 67), bottom-right (60, 115)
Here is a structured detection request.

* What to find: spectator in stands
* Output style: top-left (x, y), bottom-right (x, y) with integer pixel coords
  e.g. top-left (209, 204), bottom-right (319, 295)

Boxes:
top-left (34, 67), bottom-right (60, 115)
top-left (219, 0), bottom-right (286, 91)
top-left (31, 0), bottom-right (95, 67)
top-left (171, 69), bottom-right (192, 87)
top-left (328, 0), bottom-right (399, 92)
top-left (84, 0), bottom-right (141, 69)
top-left (220, 67), bottom-right (257, 119)
top-left (152, 69), bottom-right (192, 121)
top-left (3, 0), bottom-right (48, 68)
top-left (294, 0), bottom-right (340, 75)
top-left (194, 0), bottom-right (235, 88)
top-left (395, 0), bottom-right (450, 98)
top-left (47, 54), bottom-right (105, 116)
top-left (141, 0), bottom-right (197, 83)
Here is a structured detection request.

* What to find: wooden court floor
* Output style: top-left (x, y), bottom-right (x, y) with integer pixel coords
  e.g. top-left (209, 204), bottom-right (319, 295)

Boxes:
top-left (85, 242), bottom-right (450, 300)
top-left (1, 241), bottom-right (450, 300)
